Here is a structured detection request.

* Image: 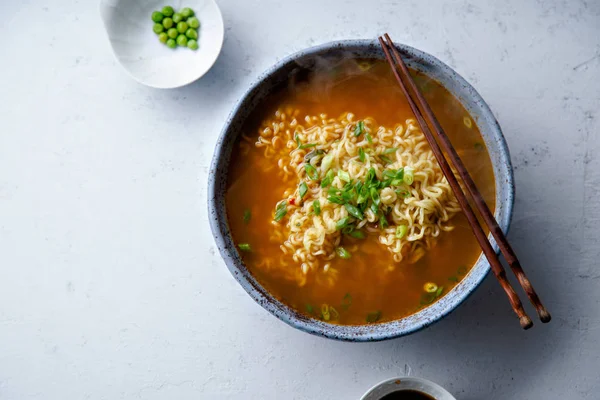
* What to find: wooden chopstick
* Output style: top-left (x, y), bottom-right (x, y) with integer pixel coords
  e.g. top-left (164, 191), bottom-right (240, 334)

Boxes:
top-left (378, 35), bottom-right (534, 329)
top-left (382, 34), bottom-right (551, 324)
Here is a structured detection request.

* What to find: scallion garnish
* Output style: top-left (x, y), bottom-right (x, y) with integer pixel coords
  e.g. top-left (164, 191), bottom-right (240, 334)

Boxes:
top-left (404, 167), bottom-right (414, 185)
top-left (335, 217), bottom-right (351, 230)
top-left (383, 147), bottom-right (398, 155)
top-left (342, 293), bottom-right (352, 310)
top-left (358, 147), bottom-right (366, 162)
top-left (380, 155), bottom-right (393, 164)
top-left (299, 143), bottom-right (317, 149)
top-left (338, 170), bottom-right (351, 182)
top-left (370, 187), bottom-right (380, 206)
top-left (354, 120), bottom-right (365, 137)
top-left (243, 209), bottom-right (251, 224)
top-left (294, 133), bottom-right (301, 148)
top-left (304, 149), bottom-right (324, 162)
top-left (299, 182), bottom-right (308, 198)
top-left (336, 247), bottom-right (351, 259)
top-left (274, 201), bottom-right (287, 222)
top-left (366, 311), bottom-right (381, 323)
top-left (396, 225), bottom-right (408, 239)
top-left (305, 304), bottom-right (314, 314)
top-left (238, 243), bottom-right (251, 252)
top-left (344, 203), bottom-right (363, 219)
top-left (320, 154), bottom-right (333, 173)
top-left (313, 200), bottom-right (321, 216)
top-left (304, 164), bottom-right (319, 180)
top-left (379, 213), bottom-right (389, 229)
top-left (365, 132), bottom-right (373, 144)
top-left (348, 230), bottom-right (365, 239)
top-left (321, 169), bottom-right (335, 188)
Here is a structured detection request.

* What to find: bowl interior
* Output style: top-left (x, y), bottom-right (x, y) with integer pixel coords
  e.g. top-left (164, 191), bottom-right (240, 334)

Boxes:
top-left (208, 40), bottom-right (514, 341)
top-left (99, 0), bottom-right (224, 88)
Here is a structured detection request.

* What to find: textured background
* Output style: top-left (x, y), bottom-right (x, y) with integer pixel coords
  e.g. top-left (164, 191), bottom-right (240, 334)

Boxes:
top-left (1, 0), bottom-right (599, 399)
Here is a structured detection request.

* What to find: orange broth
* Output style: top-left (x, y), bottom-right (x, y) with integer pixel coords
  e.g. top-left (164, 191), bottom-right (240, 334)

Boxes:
top-left (225, 59), bottom-right (495, 325)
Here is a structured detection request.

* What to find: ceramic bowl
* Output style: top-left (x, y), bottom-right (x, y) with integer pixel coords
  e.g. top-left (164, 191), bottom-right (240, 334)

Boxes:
top-left (99, 0), bottom-right (224, 88)
top-left (208, 40), bottom-right (514, 341)
top-left (361, 377), bottom-right (457, 400)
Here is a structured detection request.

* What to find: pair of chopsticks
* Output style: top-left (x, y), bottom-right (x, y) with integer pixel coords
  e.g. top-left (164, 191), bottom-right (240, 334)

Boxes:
top-left (379, 34), bottom-right (550, 329)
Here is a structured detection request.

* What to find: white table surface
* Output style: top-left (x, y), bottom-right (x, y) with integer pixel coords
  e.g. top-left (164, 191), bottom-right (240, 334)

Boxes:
top-left (1, 1), bottom-right (599, 399)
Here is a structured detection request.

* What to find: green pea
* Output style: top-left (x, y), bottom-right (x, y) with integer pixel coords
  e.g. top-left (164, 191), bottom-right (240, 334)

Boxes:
top-left (185, 28), bottom-right (198, 40)
top-left (181, 7), bottom-right (194, 18)
top-left (167, 28), bottom-right (178, 39)
top-left (176, 21), bottom-right (188, 33)
top-left (166, 38), bottom-right (177, 49)
top-left (172, 13), bottom-right (183, 23)
top-left (187, 17), bottom-right (200, 29)
top-left (177, 34), bottom-right (188, 47)
top-left (152, 23), bottom-right (164, 34)
top-left (151, 11), bottom-right (164, 23)
top-left (162, 17), bottom-right (173, 29)
top-left (161, 6), bottom-right (174, 17)
top-left (187, 39), bottom-right (198, 50)
top-left (158, 32), bottom-right (168, 43)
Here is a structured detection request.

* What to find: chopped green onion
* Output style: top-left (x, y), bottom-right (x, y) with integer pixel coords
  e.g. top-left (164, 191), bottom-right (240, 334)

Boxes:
top-left (366, 311), bottom-right (381, 323)
top-left (299, 143), bottom-right (317, 149)
top-left (312, 200), bottom-right (321, 216)
top-left (321, 304), bottom-right (331, 321)
top-left (305, 304), bottom-right (314, 314)
top-left (329, 306), bottom-right (339, 320)
top-left (321, 169), bottom-right (335, 187)
top-left (342, 293), bottom-right (352, 310)
top-left (370, 187), bottom-right (380, 205)
top-left (299, 182), bottom-right (308, 198)
top-left (304, 149), bottom-right (324, 162)
top-left (243, 209), bottom-right (251, 224)
top-left (457, 265), bottom-right (468, 275)
top-left (424, 282), bottom-right (438, 293)
top-left (463, 116), bottom-right (472, 128)
top-left (383, 147), bottom-right (398, 155)
top-left (338, 170), bottom-right (351, 182)
top-left (348, 230), bottom-right (366, 239)
top-left (436, 286), bottom-right (444, 297)
top-left (238, 243), bottom-right (251, 252)
top-left (396, 189), bottom-right (411, 198)
top-left (404, 166), bottom-right (414, 185)
top-left (336, 247), bottom-right (351, 259)
top-left (365, 132), bottom-right (373, 144)
top-left (304, 164), bottom-right (319, 180)
top-left (320, 154), bottom-right (334, 173)
top-left (379, 213), bottom-right (389, 229)
top-left (474, 142), bottom-right (485, 151)
top-left (294, 133), bottom-right (301, 148)
top-left (345, 203), bottom-right (363, 219)
top-left (354, 120), bottom-right (365, 137)
top-left (358, 147), bottom-right (366, 162)
top-left (380, 155), bottom-right (393, 164)
top-left (395, 225), bottom-right (408, 239)
top-left (335, 217), bottom-right (351, 230)
top-left (274, 201), bottom-right (287, 222)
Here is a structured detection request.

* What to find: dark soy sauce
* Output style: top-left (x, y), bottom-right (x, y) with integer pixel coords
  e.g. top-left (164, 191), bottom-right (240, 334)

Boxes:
top-left (380, 390), bottom-right (436, 400)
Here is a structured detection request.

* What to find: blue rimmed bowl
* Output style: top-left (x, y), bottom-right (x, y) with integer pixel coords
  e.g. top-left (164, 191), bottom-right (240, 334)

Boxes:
top-left (208, 40), bottom-right (514, 341)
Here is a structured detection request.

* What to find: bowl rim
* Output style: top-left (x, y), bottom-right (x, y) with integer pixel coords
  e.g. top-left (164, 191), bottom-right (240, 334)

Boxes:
top-left (208, 39), bottom-right (514, 341)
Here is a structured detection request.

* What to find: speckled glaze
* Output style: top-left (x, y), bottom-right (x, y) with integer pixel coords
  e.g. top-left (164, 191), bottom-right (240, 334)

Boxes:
top-left (208, 40), bottom-right (514, 342)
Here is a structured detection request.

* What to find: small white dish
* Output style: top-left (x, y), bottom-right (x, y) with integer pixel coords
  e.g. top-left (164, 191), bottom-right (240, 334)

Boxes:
top-left (361, 377), bottom-right (457, 400)
top-left (99, 0), bottom-right (224, 88)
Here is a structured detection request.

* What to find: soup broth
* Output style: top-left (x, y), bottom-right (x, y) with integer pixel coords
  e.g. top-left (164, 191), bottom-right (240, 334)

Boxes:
top-left (226, 59), bottom-right (495, 325)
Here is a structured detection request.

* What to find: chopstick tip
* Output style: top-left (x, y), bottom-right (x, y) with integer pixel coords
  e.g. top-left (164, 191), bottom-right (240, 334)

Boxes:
top-left (520, 316), bottom-right (533, 330)
top-left (539, 308), bottom-right (552, 323)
